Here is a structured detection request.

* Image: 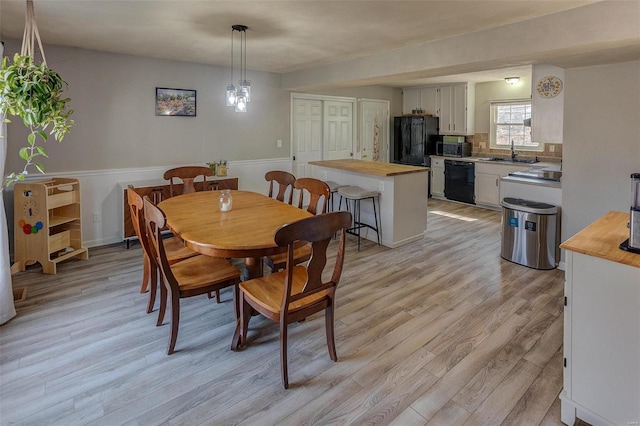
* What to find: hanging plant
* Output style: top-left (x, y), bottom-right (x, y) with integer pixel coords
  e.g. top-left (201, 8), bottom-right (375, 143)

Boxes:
top-left (1, 54), bottom-right (74, 185)
top-left (0, 0), bottom-right (74, 186)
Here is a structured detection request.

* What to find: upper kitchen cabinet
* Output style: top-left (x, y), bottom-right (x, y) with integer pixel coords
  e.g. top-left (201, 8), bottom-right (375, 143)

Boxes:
top-left (401, 86), bottom-right (439, 115)
top-left (439, 83), bottom-right (475, 136)
top-left (402, 83), bottom-right (475, 136)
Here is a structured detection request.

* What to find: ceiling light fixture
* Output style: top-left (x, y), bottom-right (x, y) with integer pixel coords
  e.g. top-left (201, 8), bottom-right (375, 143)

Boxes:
top-left (225, 25), bottom-right (250, 113)
top-left (504, 77), bottom-right (520, 85)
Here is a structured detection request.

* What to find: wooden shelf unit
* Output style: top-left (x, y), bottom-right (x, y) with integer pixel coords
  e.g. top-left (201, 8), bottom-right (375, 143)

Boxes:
top-left (13, 178), bottom-right (89, 274)
top-left (122, 176), bottom-right (238, 243)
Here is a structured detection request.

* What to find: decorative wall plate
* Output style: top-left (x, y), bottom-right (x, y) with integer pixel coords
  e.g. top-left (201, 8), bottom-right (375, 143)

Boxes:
top-left (536, 76), bottom-right (563, 98)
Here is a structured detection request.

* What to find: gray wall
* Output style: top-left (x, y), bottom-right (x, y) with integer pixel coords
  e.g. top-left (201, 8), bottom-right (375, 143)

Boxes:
top-left (474, 77), bottom-right (532, 134)
top-left (3, 39), bottom-right (292, 175)
top-left (562, 60), bottom-right (640, 241)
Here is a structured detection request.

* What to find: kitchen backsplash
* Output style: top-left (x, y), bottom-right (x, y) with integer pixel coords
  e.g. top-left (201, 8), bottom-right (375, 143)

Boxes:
top-left (467, 133), bottom-right (562, 162)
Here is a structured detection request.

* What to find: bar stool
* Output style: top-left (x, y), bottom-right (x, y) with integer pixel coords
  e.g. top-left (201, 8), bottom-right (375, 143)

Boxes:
top-left (325, 181), bottom-right (346, 212)
top-left (337, 185), bottom-right (381, 251)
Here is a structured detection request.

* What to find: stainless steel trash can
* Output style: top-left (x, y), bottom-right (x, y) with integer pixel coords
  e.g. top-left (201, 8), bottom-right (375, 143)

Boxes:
top-left (501, 197), bottom-right (558, 270)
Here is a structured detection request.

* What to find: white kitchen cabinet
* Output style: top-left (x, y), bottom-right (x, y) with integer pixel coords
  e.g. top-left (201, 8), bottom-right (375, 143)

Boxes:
top-left (419, 86), bottom-right (439, 116)
top-left (402, 87), bottom-right (439, 116)
top-left (474, 162), bottom-right (526, 209)
top-left (430, 156), bottom-right (445, 198)
top-left (402, 84), bottom-right (474, 135)
top-left (560, 212), bottom-right (640, 426)
top-left (438, 83), bottom-right (475, 136)
top-left (402, 88), bottom-right (420, 114)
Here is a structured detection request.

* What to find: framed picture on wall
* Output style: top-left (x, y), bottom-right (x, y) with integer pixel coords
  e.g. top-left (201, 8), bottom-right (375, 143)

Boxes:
top-left (155, 87), bottom-right (196, 116)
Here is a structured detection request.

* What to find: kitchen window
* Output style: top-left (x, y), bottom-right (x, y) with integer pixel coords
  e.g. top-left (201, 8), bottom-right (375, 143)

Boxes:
top-left (490, 100), bottom-right (541, 151)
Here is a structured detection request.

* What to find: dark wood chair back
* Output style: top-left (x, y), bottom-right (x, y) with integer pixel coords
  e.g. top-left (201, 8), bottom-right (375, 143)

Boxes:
top-left (127, 185), bottom-right (152, 260)
top-left (236, 210), bottom-right (352, 387)
top-left (276, 210), bottom-right (351, 308)
top-left (163, 166), bottom-right (213, 197)
top-left (265, 170), bottom-right (296, 205)
top-left (294, 177), bottom-right (330, 215)
top-left (143, 197), bottom-right (176, 292)
top-left (143, 196), bottom-right (241, 355)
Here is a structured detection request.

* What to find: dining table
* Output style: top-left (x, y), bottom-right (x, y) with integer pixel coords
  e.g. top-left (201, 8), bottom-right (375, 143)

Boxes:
top-left (158, 190), bottom-right (312, 280)
top-left (159, 190), bottom-right (312, 349)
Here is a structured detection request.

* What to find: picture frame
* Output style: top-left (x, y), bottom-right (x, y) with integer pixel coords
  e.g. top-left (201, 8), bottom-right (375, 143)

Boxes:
top-left (155, 87), bottom-right (196, 116)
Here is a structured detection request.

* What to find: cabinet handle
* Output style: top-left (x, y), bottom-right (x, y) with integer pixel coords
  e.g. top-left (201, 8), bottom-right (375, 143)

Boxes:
top-left (495, 178), bottom-right (498, 187)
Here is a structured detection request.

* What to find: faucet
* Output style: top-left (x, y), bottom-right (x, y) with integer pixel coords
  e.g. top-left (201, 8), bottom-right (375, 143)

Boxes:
top-left (511, 140), bottom-right (518, 161)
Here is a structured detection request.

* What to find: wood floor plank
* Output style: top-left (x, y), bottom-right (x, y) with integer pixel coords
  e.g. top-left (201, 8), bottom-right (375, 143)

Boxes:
top-left (389, 406), bottom-right (428, 426)
top-left (410, 313), bottom-right (530, 420)
top-left (0, 199), bottom-right (569, 425)
top-left (463, 358), bottom-right (542, 425)
top-left (502, 347), bottom-right (564, 425)
top-left (426, 400), bottom-right (471, 426)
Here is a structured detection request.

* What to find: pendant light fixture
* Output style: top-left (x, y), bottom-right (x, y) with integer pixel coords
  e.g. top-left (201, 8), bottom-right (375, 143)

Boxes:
top-left (225, 25), bottom-right (251, 112)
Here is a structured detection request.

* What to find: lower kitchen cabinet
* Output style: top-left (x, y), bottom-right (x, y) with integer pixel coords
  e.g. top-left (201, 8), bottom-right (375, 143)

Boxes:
top-left (560, 212), bottom-right (640, 426)
top-left (475, 162), bottom-right (528, 209)
top-left (430, 156), bottom-right (445, 198)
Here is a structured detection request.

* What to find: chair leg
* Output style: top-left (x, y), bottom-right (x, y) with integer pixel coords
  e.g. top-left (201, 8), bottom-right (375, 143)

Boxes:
top-left (167, 293), bottom-right (180, 355)
top-left (141, 253), bottom-right (151, 293)
top-left (325, 303), bottom-right (337, 361)
top-left (355, 199), bottom-right (362, 251)
top-left (157, 276), bottom-right (167, 326)
top-left (146, 264), bottom-right (157, 314)
top-left (230, 285), bottom-right (242, 351)
top-left (372, 196), bottom-right (381, 245)
top-left (238, 294), bottom-right (252, 347)
top-left (207, 290), bottom-right (221, 302)
top-left (280, 319), bottom-right (289, 389)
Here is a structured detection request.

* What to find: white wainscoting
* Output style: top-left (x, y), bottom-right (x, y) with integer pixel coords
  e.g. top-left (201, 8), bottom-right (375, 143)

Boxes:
top-left (3, 158), bottom-right (292, 251)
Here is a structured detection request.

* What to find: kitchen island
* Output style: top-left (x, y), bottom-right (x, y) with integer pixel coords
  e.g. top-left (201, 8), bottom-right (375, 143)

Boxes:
top-left (559, 211), bottom-right (640, 426)
top-left (308, 159), bottom-right (429, 248)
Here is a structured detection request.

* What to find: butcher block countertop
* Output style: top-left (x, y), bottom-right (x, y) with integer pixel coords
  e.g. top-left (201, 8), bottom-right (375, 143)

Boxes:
top-left (560, 211), bottom-right (640, 268)
top-left (309, 159), bottom-right (428, 177)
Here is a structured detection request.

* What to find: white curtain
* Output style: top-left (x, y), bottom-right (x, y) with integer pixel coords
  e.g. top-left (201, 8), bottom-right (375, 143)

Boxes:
top-left (0, 42), bottom-right (17, 325)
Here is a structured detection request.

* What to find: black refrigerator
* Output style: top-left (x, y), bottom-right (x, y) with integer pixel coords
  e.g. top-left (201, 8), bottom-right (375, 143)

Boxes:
top-left (392, 116), bottom-right (439, 196)
top-left (392, 116), bottom-right (439, 166)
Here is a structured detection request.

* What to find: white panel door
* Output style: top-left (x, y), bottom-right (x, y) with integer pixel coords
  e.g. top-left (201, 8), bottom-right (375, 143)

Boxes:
top-left (360, 99), bottom-right (389, 162)
top-left (292, 98), bottom-right (323, 178)
top-left (323, 101), bottom-right (353, 160)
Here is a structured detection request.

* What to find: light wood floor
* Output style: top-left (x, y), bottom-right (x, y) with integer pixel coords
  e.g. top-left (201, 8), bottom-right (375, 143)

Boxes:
top-left (1, 199), bottom-right (571, 425)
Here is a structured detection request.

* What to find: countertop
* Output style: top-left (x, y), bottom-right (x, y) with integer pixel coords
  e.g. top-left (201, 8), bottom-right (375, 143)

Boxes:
top-left (309, 159), bottom-right (429, 177)
top-left (500, 175), bottom-right (562, 189)
top-left (430, 155), bottom-right (561, 170)
top-left (560, 211), bottom-right (640, 268)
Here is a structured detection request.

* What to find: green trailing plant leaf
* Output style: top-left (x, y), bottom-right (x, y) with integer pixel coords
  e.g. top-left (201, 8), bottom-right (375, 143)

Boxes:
top-left (0, 53), bottom-right (74, 186)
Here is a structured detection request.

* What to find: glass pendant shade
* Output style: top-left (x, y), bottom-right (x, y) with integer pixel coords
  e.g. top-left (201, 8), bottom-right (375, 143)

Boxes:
top-left (226, 84), bottom-right (237, 106)
top-left (235, 95), bottom-right (247, 112)
top-left (225, 25), bottom-right (250, 112)
top-left (239, 80), bottom-right (251, 103)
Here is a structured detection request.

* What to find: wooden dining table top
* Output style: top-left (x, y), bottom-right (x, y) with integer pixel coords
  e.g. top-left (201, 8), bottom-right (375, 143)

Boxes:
top-left (158, 190), bottom-right (312, 259)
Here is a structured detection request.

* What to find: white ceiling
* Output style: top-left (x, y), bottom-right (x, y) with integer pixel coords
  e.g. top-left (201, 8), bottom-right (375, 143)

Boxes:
top-left (0, 0), bottom-right (634, 87)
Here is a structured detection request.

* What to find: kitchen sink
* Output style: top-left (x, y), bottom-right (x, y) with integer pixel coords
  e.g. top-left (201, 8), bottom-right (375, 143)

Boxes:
top-left (479, 157), bottom-right (539, 164)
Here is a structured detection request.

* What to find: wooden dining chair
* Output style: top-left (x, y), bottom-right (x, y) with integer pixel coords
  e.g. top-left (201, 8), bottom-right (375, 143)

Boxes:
top-left (127, 185), bottom-right (198, 314)
top-left (265, 170), bottom-right (296, 205)
top-left (235, 210), bottom-right (352, 389)
top-left (266, 177), bottom-right (330, 273)
top-left (163, 166), bottom-right (213, 197)
top-left (144, 197), bottom-right (242, 354)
